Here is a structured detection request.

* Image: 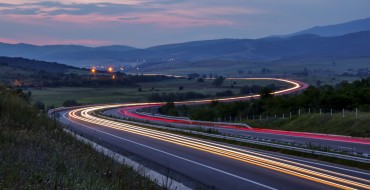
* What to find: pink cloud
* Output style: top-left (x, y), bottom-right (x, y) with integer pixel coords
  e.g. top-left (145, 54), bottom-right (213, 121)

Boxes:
top-left (0, 12), bottom-right (233, 28)
top-left (0, 37), bottom-right (113, 46)
top-left (3, 0), bottom-right (144, 5)
top-left (166, 7), bottom-right (268, 17)
top-left (36, 39), bottom-right (114, 46)
top-left (0, 38), bottom-right (19, 44)
top-left (117, 12), bottom-right (233, 27)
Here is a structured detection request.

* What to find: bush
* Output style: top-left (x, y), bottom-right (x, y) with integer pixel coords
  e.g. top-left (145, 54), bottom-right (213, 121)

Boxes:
top-left (33, 101), bottom-right (45, 112)
top-left (212, 76), bottom-right (225, 86)
top-left (62, 100), bottom-right (81, 107)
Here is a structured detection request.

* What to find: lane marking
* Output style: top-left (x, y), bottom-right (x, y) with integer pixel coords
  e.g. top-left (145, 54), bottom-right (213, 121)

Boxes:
top-left (63, 113), bottom-right (278, 190)
top-left (75, 110), bottom-right (370, 188)
top-left (63, 129), bottom-right (191, 190)
top-left (93, 110), bottom-right (370, 177)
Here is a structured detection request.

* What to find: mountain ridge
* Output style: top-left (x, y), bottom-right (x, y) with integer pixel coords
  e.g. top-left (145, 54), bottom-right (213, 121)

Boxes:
top-left (289, 17), bottom-right (370, 37)
top-left (1, 17), bottom-right (370, 67)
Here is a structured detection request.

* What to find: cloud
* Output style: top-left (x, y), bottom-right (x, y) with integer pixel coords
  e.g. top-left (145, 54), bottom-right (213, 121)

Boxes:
top-left (0, 38), bottom-right (19, 44)
top-left (0, 1), bottom-right (259, 27)
top-left (0, 36), bottom-right (113, 46)
top-left (118, 17), bottom-right (140, 20)
top-left (1, 0), bottom-right (369, 48)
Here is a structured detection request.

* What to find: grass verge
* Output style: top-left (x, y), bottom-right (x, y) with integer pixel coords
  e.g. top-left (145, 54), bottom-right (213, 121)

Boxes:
top-left (245, 112), bottom-right (370, 138)
top-left (0, 87), bottom-right (159, 189)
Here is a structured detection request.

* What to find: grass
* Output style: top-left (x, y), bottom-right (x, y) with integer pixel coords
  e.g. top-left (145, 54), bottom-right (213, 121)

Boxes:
top-left (0, 87), bottom-right (160, 189)
top-left (244, 112), bottom-right (370, 138)
top-left (30, 78), bottom-right (288, 107)
top-left (136, 57), bottom-right (370, 86)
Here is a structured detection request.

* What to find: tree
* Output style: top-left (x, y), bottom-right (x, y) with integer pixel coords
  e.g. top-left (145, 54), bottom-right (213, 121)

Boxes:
top-left (187, 73), bottom-right (200, 79)
top-left (33, 101), bottom-right (45, 112)
top-left (63, 100), bottom-right (80, 107)
top-left (261, 68), bottom-right (271, 74)
top-left (216, 90), bottom-right (233, 97)
top-left (259, 88), bottom-right (274, 100)
top-left (179, 86), bottom-right (184, 91)
top-left (212, 76), bottom-right (225, 86)
top-left (316, 80), bottom-right (322, 86)
top-left (240, 85), bottom-right (251, 94)
top-left (197, 78), bottom-right (204, 82)
top-left (158, 102), bottom-right (179, 116)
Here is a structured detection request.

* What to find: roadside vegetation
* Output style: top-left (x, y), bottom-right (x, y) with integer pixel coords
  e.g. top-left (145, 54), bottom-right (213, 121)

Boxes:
top-left (246, 112), bottom-right (370, 137)
top-left (159, 77), bottom-right (370, 137)
top-left (0, 85), bottom-right (159, 189)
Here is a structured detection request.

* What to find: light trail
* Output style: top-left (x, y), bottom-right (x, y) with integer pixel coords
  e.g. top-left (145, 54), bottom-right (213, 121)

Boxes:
top-left (117, 77), bottom-right (307, 129)
top-left (66, 105), bottom-right (370, 190)
top-left (61, 78), bottom-right (370, 189)
top-left (117, 78), bottom-right (370, 145)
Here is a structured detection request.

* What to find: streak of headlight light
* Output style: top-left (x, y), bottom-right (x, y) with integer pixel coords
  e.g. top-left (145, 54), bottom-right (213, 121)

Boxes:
top-left (66, 107), bottom-right (370, 190)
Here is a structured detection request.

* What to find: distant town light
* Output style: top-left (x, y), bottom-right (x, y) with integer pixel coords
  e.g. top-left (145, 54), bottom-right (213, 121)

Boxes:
top-left (112, 75), bottom-right (116, 80)
top-left (91, 67), bottom-right (96, 74)
top-left (108, 67), bottom-right (113, 73)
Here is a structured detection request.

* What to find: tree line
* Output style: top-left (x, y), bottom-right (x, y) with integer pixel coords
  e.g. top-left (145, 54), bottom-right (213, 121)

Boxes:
top-left (159, 77), bottom-right (370, 120)
top-left (11, 71), bottom-right (174, 88)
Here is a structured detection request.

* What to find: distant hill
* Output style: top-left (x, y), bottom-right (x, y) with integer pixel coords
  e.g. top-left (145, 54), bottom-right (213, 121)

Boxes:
top-left (0, 30), bottom-right (369, 68)
top-left (0, 43), bottom-right (137, 67)
top-left (290, 17), bottom-right (370, 37)
top-left (0, 56), bottom-right (81, 73)
top-left (138, 31), bottom-right (370, 61)
top-left (0, 56), bottom-right (86, 85)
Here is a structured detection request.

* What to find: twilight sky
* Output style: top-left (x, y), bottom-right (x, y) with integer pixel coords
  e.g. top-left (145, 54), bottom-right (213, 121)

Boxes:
top-left (0, 0), bottom-right (369, 48)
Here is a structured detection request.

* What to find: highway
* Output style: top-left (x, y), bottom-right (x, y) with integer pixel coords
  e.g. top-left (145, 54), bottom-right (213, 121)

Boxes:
top-left (104, 77), bottom-right (370, 154)
top-left (57, 106), bottom-right (370, 190)
top-left (54, 78), bottom-right (370, 189)
top-left (105, 106), bottom-right (370, 154)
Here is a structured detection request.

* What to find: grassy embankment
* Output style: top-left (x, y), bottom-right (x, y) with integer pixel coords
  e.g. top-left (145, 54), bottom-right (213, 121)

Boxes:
top-left (0, 86), bottom-right (159, 189)
top-left (245, 112), bottom-right (370, 138)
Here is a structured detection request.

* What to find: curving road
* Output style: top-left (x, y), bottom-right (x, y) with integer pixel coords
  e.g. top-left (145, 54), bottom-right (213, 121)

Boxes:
top-left (108, 78), bottom-right (370, 154)
top-left (54, 78), bottom-right (370, 189)
top-left (105, 106), bottom-right (370, 154)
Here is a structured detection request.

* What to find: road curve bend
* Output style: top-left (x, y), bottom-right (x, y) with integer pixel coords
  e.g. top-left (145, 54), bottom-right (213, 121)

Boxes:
top-left (54, 78), bottom-right (370, 189)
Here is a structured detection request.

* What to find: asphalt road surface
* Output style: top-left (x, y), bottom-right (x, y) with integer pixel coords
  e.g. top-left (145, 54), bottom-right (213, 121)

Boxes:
top-left (55, 106), bottom-right (370, 190)
top-left (54, 78), bottom-right (370, 189)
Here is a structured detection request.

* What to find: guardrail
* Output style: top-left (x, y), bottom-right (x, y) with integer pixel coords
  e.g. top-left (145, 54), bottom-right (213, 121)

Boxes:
top-left (95, 112), bottom-right (370, 164)
top-left (132, 108), bottom-right (251, 128)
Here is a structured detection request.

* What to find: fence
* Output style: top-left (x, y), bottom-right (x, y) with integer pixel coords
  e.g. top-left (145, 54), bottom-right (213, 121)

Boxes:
top-left (212, 108), bottom-right (369, 123)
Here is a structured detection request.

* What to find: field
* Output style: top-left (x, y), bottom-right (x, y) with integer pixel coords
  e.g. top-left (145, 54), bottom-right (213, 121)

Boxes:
top-left (30, 78), bottom-right (290, 107)
top-left (136, 58), bottom-right (369, 86)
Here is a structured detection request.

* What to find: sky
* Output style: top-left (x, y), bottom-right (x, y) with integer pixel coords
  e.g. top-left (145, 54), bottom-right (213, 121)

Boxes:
top-left (0, 0), bottom-right (369, 48)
